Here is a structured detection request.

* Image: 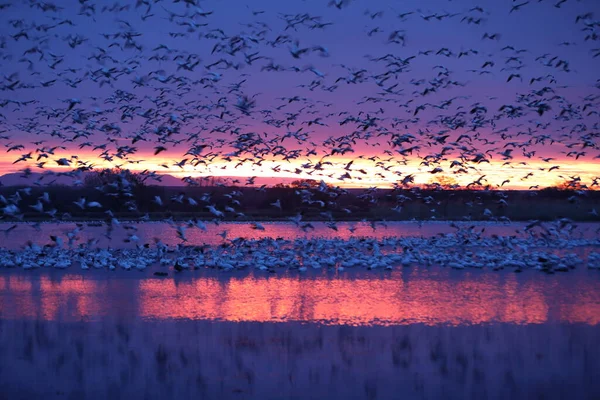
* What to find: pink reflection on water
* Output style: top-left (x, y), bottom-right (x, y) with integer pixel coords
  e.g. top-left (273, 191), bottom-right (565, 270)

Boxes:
top-left (38, 276), bottom-right (103, 320)
top-left (1, 269), bottom-right (599, 326)
top-left (0, 275), bottom-right (136, 320)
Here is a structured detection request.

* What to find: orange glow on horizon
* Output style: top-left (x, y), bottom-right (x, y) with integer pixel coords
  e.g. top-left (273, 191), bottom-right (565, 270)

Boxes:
top-left (0, 149), bottom-right (598, 189)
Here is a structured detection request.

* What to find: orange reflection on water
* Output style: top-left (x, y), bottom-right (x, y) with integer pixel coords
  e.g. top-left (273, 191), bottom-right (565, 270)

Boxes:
top-left (38, 277), bottom-right (105, 320)
top-left (305, 275), bottom-right (549, 325)
top-left (136, 272), bottom-right (597, 326)
top-left (3, 276), bottom-right (33, 292)
top-left (139, 279), bottom-right (225, 320)
top-left (0, 276), bottom-right (106, 320)
top-left (498, 277), bottom-right (549, 325)
top-left (2, 270), bottom-right (599, 326)
top-left (559, 304), bottom-right (600, 325)
top-left (223, 277), bottom-right (306, 322)
top-left (0, 276), bottom-right (37, 318)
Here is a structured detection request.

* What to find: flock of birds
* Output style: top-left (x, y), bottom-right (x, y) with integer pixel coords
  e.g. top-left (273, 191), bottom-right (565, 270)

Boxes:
top-left (0, 230), bottom-right (599, 274)
top-left (0, 0), bottom-right (599, 273)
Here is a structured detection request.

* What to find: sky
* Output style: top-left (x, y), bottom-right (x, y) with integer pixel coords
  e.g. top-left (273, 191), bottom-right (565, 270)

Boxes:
top-left (0, 0), bottom-right (599, 189)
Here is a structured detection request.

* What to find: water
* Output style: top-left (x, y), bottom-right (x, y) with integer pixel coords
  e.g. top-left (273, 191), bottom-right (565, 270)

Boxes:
top-left (2, 221), bottom-right (599, 249)
top-left (1, 269), bottom-right (599, 325)
top-left (0, 267), bottom-right (599, 399)
top-left (1, 319), bottom-right (597, 400)
top-left (1, 222), bottom-right (599, 399)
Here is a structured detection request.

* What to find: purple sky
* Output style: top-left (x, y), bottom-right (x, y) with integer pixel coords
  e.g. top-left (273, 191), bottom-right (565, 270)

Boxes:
top-left (0, 0), bottom-right (599, 187)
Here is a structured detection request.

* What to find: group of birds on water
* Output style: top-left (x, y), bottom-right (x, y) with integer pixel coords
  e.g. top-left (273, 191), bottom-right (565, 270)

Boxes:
top-left (0, 229), bottom-right (599, 274)
top-left (0, 0), bottom-right (599, 273)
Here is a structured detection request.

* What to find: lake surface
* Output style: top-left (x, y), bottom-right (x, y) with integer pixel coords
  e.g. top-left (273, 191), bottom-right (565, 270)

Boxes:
top-left (2, 220), bottom-right (599, 249)
top-left (1, 267), bottom-right (599, 399)
top-left (1, 222), bottom-right (599, 399)
top-left (1, 268), bottom-right (599, 326)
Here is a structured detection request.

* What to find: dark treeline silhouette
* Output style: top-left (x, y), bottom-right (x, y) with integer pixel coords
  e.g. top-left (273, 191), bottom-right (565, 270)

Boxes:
top-left (1, 170), bottom-right (599, 222)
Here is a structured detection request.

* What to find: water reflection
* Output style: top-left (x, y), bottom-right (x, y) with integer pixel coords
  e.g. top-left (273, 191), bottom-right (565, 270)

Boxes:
top-left (1, 269), bottom-right (599, 326)
top-left (2, 270), bottom-right (599, 399)
top-left (137, 271), bottom-right (596, 325)
top-left (0, 319), bottom-right (598, 400)
top-left (1, 221), bottom-right (599, 249)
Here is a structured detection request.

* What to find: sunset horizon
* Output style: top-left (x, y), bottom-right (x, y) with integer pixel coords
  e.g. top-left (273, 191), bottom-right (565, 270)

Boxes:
top-left (1, 0), bottom-right (599, 398)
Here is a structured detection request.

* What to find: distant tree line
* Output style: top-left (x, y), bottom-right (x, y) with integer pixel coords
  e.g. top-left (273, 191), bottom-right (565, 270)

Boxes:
top-left (1, 169), bottom-right (599, 222)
